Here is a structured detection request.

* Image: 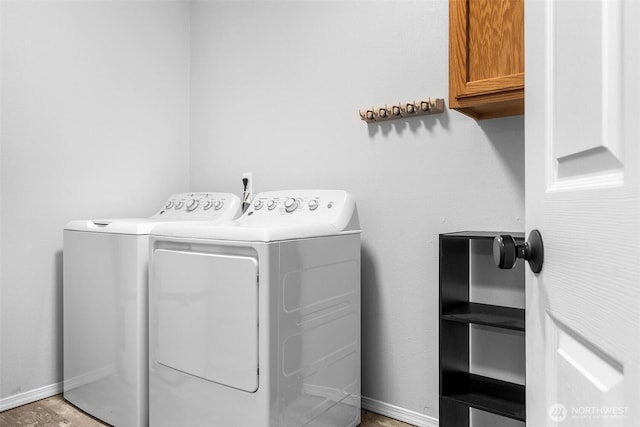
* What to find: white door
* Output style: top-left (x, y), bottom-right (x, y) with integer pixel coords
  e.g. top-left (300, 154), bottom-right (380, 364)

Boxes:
top-left (525, 0), bottom-right (640, 425)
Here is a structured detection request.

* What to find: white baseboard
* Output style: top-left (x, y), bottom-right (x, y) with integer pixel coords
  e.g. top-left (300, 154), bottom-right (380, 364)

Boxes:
top-left (0, 382), bottom-right (63, 412)
top-left (0, 384), bottom-right (440, 427)
top-left (362, 396), bottom-right (439, 427)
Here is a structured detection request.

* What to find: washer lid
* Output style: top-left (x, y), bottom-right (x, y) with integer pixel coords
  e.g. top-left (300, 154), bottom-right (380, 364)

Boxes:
top-left (151, 190), bottom-right (361, 242)
top-left (64, 218), bottom-right (202, 235)
top-left (64, 192), bottom-right (241, 235)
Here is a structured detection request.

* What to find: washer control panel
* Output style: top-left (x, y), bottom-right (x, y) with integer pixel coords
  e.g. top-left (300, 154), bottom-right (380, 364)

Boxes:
top-left (153, 192), bottom-right (240, 220)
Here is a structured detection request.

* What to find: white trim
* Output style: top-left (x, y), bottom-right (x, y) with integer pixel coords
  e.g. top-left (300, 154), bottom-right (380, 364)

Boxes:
top-left (0, 385), bottom-right (441, 427)
top-left (0, 382), bottom-right (63, 412)
top-left (362, 396), bottom-right (439, 427)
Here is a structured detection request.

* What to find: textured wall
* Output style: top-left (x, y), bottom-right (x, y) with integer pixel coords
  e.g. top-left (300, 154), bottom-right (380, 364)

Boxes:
top-left (0, 0), bottom-right (525, 421)
top-left (188, 0), bottom-right (524, 421)
top-left (0, 0), bottom-right (190, 403)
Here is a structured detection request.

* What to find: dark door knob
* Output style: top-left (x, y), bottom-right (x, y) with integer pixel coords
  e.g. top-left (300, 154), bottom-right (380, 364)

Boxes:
top-left (493, 230), bottom-right (544, 273)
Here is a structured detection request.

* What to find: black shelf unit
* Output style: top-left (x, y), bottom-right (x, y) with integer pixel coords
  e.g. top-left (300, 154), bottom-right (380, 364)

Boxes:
top-left (439, 231), bottom-right (526, 426)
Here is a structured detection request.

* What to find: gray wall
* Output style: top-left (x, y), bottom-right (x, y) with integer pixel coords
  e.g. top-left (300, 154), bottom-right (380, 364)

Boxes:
top-left (0, 0), bottom-right (190, 405)
top-left (0, 0), bottom-right (524, 423)
top-left (188, 0), bottom-right (524, 422)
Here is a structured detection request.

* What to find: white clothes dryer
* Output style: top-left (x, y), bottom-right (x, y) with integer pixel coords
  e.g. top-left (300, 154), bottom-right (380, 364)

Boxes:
top-left (63, 192), bottom-right (241, 427)
top-left (148, 190), bottom-right (361, 427)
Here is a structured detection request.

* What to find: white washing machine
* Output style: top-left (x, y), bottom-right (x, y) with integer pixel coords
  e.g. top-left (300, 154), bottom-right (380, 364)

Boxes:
top-left (148, 190), bottom-right (361, 427)
top-left (63, 192), bottom-right (241, 427)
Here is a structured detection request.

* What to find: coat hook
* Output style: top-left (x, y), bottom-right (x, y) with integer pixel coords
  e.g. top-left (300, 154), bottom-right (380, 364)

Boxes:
top-left (405, 102), bottom-right (416, 114)
top-left (366, 109), bottom-right (375, 121)
top-left (359, 98), bottom-right (444, 123)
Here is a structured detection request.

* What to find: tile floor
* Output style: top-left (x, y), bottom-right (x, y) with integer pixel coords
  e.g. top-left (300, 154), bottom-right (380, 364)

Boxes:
top-left (0, 395), bottom-right (415, 427)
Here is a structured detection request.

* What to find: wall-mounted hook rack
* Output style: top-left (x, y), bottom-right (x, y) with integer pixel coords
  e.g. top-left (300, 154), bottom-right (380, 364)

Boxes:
top-left (359, 98), bottom-right (445, 123)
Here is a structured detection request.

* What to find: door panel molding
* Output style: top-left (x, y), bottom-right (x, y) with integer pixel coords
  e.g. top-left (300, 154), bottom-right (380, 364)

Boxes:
top-left (547, 0), bottom-right (624, 192)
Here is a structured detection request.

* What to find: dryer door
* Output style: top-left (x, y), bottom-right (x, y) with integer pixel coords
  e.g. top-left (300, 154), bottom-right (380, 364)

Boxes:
top-left (153, 249), bottom-right (259, 392)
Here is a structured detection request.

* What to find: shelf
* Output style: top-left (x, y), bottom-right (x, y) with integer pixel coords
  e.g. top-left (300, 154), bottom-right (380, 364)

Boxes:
top-left (439, 231), bottom-right (526, 426)
top-left (442, 302), bottom-right (524, 331)
top-left (441, 231), bottom-right (525, 240)
top-left (442, 373), bottom-right (525, 421)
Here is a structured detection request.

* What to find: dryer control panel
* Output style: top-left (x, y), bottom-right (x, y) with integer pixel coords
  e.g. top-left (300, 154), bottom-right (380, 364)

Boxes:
top-left (247, 191), bottom-right (341, 215)
top-left (154, 192), bottom-right (241, 221)
top-left (241, 190), bottom-right (360, 234)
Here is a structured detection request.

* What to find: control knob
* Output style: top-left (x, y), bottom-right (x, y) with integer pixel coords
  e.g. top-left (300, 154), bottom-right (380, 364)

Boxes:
top-left (308, 199), bottom-right (319, 211)
top-left (174, 201), bottom-right (184, 209)
top-left (284, 198), bottom-right (299, 213)
top-left (267, 200), bottom-right (277, 210)
top-left (202, 200), bottom-right (213, 210)
top-left (214, 200), bottom-right (224, 210)
top-left (254, 200), bottom-right (264, 210)
top-left (165, 201), bottom-right (174, 209)
top-left (186, 199), bottom-right (199, 211)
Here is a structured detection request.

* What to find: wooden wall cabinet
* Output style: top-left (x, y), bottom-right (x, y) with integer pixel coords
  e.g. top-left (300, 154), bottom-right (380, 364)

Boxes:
top-left (449, 0), bottom-right (524, 120)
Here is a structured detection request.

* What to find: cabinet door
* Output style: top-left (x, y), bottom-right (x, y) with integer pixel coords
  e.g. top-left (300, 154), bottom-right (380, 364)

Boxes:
top-left (449, 0), bottom-right (524, 120)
